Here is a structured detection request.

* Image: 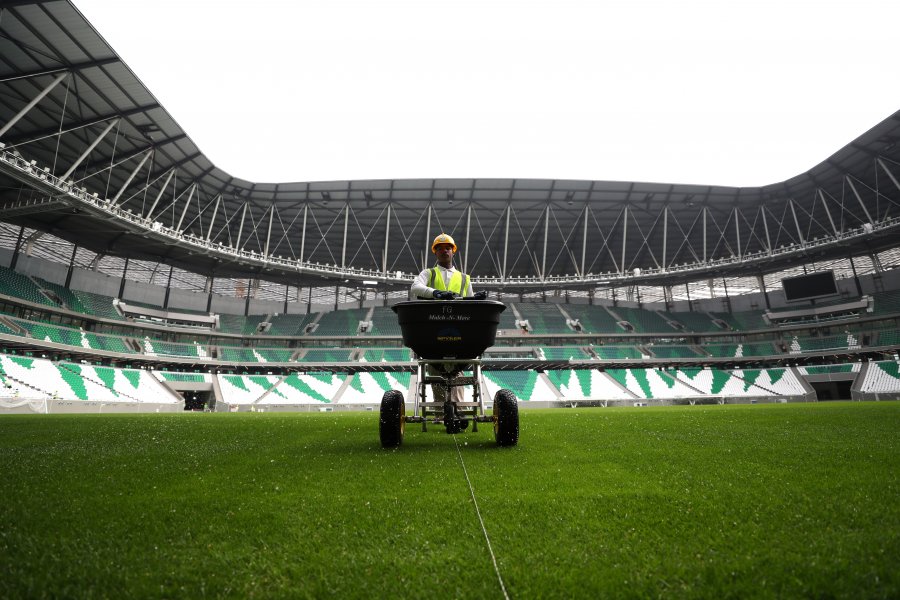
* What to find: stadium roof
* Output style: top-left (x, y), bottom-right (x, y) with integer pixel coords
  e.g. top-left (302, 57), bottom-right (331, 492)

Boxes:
top-left (1, 1), bottom-right (900, 292)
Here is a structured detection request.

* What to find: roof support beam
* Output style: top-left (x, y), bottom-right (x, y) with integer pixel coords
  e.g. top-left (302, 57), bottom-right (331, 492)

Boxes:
top-left (146, 168), bottom-right (175, 220)
top-left (788, 199), bottom-right (804, 247)
top-left (621, 205), bottom-right (628, 275)
top-left (175, 183), bottom-right (196, 232)
top-left (845, 175), bottom-right (875, 225)
top-left (703, 206), bottom-right (708, 264)
top-left (235, 202), bottom-right (248, 250)
top-left (383, 203), bottom-right (391, 274)
top-left (502, 204), bottom-right (510, 281)
top-left (877, 158), bottom-right (900, 195)
top-left (0, 71), bottom-right (67, 139)
top-left (59, 118), bottom-right (118, 182)
top-left (423, 203), bottom-right (432, 271)
top-left (300, 203), bottom-right (308, 262)
top-left (761, 206), bottom-right (773, 255)
top-left (110, 149), bottom-right (153, 206)
top-left (0, 58), bottom-right (120, 85)
top-left (662, 205), bottom-right (669, 270)
top-left (264, 203), bottom-right (275, 257)
top-left (818, 189), bottom-right (839, 236)
top-left (463, 202), bottom-right (471, 275)
top-left (542, 204), bottom-right (549, 281)
top-left (735, 207), bottom-right (742, 259)
top-left (580, 204), bottom-right (589, 279)
top-left (341, 202), bottom-right (349, 268)
top-left (206, 195), bottom-right (221, 241)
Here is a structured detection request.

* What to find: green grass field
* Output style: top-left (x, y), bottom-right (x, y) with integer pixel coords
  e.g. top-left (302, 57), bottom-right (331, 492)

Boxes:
top-left (1, 402), bottom-right (898, 599)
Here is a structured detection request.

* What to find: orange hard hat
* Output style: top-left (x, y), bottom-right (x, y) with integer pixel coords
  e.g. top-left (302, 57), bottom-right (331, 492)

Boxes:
top-left (431, 233), bottom-right (457, 254)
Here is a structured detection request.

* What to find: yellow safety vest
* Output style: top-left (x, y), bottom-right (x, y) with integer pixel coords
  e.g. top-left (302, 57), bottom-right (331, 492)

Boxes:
top-left (429, 267), bottom-right (470, 296)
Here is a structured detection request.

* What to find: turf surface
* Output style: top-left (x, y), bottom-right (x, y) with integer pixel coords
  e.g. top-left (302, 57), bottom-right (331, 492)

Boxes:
top-left (0, 402), bottom-right (897, 599)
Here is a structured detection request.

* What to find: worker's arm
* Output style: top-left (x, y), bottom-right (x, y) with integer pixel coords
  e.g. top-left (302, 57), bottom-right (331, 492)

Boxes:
top-left (410, 269), bottom-right (435, 298)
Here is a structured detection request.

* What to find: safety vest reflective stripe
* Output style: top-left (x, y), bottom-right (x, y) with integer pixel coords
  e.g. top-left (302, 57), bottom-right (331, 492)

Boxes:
top-left (429, 267), bottom-right (470, 295)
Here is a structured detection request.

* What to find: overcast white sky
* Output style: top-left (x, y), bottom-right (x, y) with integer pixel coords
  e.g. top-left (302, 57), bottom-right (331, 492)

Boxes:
top-left (75, 0), bottom-right (899, 187)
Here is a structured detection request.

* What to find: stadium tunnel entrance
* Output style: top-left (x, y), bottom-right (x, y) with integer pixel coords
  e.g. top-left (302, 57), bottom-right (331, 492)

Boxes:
top-left (183, 391), bottom-right (213, 411)
top-left (808, 379), bottom-right (854, 401)
top-left (158, 379), bottom-right (217, 411)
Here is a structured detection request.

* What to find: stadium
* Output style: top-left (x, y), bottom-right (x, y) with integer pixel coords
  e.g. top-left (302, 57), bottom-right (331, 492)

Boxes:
top-left (0, 2), bottom-right (898, 598)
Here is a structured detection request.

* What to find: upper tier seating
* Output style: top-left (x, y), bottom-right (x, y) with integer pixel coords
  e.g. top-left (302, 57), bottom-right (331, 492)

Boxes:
top-left (663, 310), bottom-right (720, 332)
top-left (142, 339), bottom-right (208, 358)
top-left (265, 313), bottom-right (316, 336)
top-left (297, 348), bottom-right (354, 363)
top-left (310, 308), bottom-right (368, 336)
top-left (72, 289), bottom-right (125, 320)
top-left (361, 348), bottom-right (412, 362)
top-left (788, 333), bottom-right (860, 353)
top-left (871, 289), bottom-right (900, 317)
top-left (368, 306), bottom-right (401, 336)
top-left (218, 347), bottom-right (294, 363)
top-left (593, 345), bottom-right (643, 359)
top-left (13, 319), bottom-right (134, 353)
top-left (515, 303), bottom-right (570, 334)
top-left (540, 346), bottom-right (592, 360)
top-left (877, 328), bottom-right (900, 346)
top-left (710, 309), bottom-right (768, 331)
top-left (613, 306), bottom-right (676, 333)
top-left (704, 343), bottom-right (778, 358)
top-left (498, 304), bottom-right (519, 329)
top-left (647, 345), bottom-right (700, 358)
top-left (0, 266), bottom-right (55, 306)
top-left (567, 305), bottom-right (621, 334)
top-left (218, 314), bottom-right (268, 335)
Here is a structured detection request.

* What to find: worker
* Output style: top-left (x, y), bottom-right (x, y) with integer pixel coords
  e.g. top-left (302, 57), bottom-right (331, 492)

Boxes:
top-left (410, 233), bottom-right (487, 430)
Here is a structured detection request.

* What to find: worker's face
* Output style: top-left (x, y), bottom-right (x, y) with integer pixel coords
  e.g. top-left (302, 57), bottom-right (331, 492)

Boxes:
top-left (434, 243), bottom-right (454, 267)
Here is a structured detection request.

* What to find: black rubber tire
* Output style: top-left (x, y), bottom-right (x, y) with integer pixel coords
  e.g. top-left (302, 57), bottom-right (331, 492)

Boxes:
top-left (493, 389), bottom-right (519, 447)
top-left (379, 390), bottom-right (405, 448)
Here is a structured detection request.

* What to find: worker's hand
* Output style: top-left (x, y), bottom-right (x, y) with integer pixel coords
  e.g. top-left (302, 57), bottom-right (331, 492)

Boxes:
top-left (433, 290), bottom-right (455, 300)
top-left (472, 291), bottom-right (488, 300)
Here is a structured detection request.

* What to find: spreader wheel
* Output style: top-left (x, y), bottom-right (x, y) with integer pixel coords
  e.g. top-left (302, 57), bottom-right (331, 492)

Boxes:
top-left (493, 388), bottom-right (519, 447)
top-left (379, 390), bottom-right (405, 448)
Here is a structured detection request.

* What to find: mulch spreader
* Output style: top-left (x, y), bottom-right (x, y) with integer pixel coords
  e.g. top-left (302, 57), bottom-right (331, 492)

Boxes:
top-left (379, 298), bottom-right (519, 448)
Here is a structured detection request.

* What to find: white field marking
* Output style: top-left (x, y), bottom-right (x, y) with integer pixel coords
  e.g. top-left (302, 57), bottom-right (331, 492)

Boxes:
top-left (453, 435), bottom-right (511, 600)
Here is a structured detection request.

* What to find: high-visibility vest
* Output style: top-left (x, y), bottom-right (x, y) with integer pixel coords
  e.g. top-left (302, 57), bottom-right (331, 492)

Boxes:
top-left (428, 266), bottom-right (470, 296)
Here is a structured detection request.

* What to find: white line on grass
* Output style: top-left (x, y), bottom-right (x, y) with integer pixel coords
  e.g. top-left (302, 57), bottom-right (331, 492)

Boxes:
top-left (453, 435), bottom-right (511, 600)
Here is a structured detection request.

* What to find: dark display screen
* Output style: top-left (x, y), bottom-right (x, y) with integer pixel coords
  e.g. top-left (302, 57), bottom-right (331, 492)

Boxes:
top-left (782, 271), bottom-right (838, 302)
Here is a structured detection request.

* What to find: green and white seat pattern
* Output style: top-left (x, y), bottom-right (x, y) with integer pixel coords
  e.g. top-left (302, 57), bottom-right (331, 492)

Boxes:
top-left (859, 361), bottom-right (900, 393)
top-left (482, 370), bottom-right (556, 402)
top-left (143, 338), bottom-right (208, 358)
top-left (670, 368), bottom-right (796, 397)
top-left (260, 373), bottom-right (347, 404)
top-left (796, 364), bottom-right (860, 375)
top-left (607, 368), bottom-right (699, 399)
top-left (546, 369), bottom-right (632, 400)
top-left (0, 357), bottom-right (47, 400)
top-left (219, 347), bottom-right (293, 363)
top-left (788, 333), bottom-right (860, 353)
top-left (218, 374), bottom-right (281, 404)
top-left (0, 354), bottom-right (175, 402)
top-left (339, 372), bottom-right (412, 404)
top-left (155, 371), bottom-right (212, 383)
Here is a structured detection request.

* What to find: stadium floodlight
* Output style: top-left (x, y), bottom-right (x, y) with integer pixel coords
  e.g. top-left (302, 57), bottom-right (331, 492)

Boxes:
top-left (363, 280), bottom-right (377, 286)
